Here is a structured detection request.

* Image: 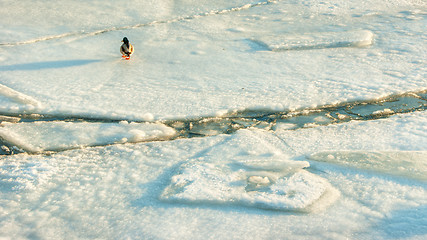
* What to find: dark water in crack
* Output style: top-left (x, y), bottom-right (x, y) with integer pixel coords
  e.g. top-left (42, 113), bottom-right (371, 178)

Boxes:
top-left (0, 90), bottom-right (426, 155)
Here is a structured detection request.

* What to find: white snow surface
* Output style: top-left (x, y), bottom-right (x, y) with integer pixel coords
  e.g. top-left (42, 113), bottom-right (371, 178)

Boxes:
top-left (1, 0), bottom-right (427, 239)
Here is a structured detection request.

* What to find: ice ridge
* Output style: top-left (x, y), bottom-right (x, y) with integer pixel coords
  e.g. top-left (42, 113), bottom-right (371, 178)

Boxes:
top-left (250, 30), bottom-right (374, 51)
top-left (0, 84), bottom-right (42, 108)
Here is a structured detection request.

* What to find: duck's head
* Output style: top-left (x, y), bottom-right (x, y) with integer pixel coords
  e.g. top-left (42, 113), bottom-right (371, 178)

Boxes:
top-left (122, 37), bottom-right (129, 44)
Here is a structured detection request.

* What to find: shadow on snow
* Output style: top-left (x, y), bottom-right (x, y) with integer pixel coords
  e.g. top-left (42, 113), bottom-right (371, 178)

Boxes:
top-left (0, 59), bottom-right (101, 71)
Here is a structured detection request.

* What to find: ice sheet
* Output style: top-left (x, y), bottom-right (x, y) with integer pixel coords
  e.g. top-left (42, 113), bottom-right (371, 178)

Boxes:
top-left (0, 0), bottom-right (427, 239)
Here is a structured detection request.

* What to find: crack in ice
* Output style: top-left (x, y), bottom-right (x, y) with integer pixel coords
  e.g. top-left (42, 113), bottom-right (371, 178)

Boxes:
top-left (0, 89), bottom-right (426, 155)
top-left (0, 0), bottom-right (280, 47)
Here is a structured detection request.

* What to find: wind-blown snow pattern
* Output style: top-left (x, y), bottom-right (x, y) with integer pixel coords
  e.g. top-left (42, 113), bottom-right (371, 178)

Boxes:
top-left (1, 0), bottom-right (426, 239)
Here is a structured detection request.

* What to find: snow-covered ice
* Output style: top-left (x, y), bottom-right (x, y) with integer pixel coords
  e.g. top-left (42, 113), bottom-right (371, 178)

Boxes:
top-left (1, 0), bottom-right (426, 239)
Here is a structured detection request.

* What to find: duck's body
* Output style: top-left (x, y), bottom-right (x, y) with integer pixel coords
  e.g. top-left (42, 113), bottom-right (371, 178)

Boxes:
top-left (120, 37), bottom-right (134, 60)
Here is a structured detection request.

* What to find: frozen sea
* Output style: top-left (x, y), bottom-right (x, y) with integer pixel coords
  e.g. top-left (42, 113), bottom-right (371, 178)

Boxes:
top-left (0, 0), bottom-right (426, 239)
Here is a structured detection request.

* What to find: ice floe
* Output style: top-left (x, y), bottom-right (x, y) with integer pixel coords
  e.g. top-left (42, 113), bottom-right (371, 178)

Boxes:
top-left (161, 160), bottom-right (339, 212)
top-left (161, 129), bottom-right (339, 212)
top-left (0, 121), bottom-right (176, 153)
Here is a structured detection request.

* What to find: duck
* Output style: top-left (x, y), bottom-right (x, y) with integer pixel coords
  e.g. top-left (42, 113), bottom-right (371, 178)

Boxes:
top-left (120, 37), bottom-right (134, 60)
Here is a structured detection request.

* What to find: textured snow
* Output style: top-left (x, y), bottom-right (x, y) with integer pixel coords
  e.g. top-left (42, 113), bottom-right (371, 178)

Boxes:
top-left (0, 0), bottom-right (426, 239)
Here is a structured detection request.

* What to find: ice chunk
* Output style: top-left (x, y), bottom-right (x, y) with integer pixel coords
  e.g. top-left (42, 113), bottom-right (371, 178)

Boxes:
top-left (161, 129), bottom-right (338, 212)
top-left (251, 30), bottom-right (374, 51)
top-left (0, 121), bottom-right (176, 153)
top-left (161, 159), bottom-right (338, 212)
top-left (247, 175), bottom-right (270, 185)
top-left (309, 151), bottom-right (427, 181)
